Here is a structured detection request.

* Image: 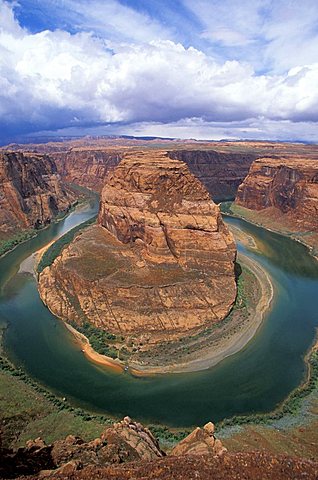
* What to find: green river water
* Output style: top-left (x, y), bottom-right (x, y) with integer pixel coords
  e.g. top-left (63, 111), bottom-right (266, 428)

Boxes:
top-left (0, 199), bottom-right (318, 428)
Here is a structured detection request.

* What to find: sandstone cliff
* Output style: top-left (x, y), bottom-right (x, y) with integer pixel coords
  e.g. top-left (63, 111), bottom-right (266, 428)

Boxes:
top-left (39, 152), bottom-right (236, 353)
top-left (235, 157), bottom-right (318, 252)
top-left (0, 152), bottom-right (75, 240)
top-left (168, 149), bottom-right (256, 200)
top-left (51, 148), bottom-right (123, 192)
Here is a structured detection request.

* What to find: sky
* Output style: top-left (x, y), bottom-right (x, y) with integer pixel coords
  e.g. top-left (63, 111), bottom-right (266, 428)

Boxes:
top-left (0, 0), bottom-right (318, 143)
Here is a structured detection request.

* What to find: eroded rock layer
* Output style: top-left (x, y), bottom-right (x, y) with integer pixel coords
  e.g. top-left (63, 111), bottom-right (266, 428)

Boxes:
top-left (51, 148), bottom-right (123, 192)
top-left (0, 151), bottom-right (75, 239)
top-left (168, 150), bottom-right (256, 200)
top-left (39, 152), bottom-right (237, 347)
top-left (236, 157), bottom-right (318, 233)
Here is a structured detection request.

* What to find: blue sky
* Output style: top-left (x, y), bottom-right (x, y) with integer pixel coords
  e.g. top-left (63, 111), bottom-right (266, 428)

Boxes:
top-left (0, 0), bottom-right (318, 143)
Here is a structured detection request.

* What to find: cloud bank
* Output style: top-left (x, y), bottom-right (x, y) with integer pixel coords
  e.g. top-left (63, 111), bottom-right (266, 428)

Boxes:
top-left (0, 0), bottom-right (318, 142)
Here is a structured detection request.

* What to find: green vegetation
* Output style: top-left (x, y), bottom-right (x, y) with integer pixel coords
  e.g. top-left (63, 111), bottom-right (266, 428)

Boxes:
top-left (0, 230), bottom-right (37, 257)
top-left (148, 424), bottom-right (190, 446)
top-left (0, 353), bottom-right (113, 449)
top-left (37, 216), bottom-right (97, 274)
top-left (220, 200), bottom-right (234, 215)
top-left (69, 320), bottom-right (122, 360)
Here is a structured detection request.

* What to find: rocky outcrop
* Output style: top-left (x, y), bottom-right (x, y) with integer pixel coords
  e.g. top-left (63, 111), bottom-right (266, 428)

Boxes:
top-left (50, 417), bottom-right (164, 467)
top-left (0, 151), bottom-right (75, 239)
top-left (170, 422), bottom-right (227, 457)
top-left (39, 152), bottom-right (237, 350)
top-left (235, 157), bottom-right (318, 233)
top-left (169, 150), bottom-right (256, 200)
top-left (0, 417), bottom-right (164, 478)
top-left (2, 419), bottom-right (318, 480)
top-left (51, 149), bottom-right (123, 192)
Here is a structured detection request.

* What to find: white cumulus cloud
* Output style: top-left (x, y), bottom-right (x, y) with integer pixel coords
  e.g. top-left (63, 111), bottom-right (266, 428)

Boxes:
top-left (0, 0), bottom-right (318, 142)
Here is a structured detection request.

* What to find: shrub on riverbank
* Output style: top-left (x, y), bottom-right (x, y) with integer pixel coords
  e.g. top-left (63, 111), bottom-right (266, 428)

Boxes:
top-left (37, 216), bottom-right (97, 274)
top-left (0, 230), bottom-right (36, 257)
top-left (69, 320), bottom-right (121, 360)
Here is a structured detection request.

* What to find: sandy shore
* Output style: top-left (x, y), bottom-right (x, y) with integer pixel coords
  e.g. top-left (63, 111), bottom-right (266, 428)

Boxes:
top-left (18, 240), bottom-right (55, 276)
top-left (65, 323), bottom-right (124, 374)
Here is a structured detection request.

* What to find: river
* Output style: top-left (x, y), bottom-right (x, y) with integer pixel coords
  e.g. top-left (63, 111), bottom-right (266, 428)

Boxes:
top-left (0, 200), bottom-right (318, 428)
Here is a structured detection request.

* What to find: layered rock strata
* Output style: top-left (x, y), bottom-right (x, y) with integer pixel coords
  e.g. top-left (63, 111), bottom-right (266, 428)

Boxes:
top-left (0, 151), bottom-right (75, 239)
top-left (236, 157), bottom-right (318, 234)
top-left (51, 148), bottom-right (123, 192)
top-left (39, 152), bottom-right (236, 348)
top-left (169, 149), bottom-right (256, 200)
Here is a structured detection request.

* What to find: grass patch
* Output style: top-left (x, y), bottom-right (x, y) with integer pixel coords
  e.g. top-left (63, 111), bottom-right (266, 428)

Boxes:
top-left (37, 216), bottom-right (97, 274)
top-left (0, 230), bottom-right (37, 257)
top-left (0, 354), bottom-right (113, 449)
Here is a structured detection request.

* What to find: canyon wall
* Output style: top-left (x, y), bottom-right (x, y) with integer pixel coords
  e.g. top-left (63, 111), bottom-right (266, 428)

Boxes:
top-left (51, 148), bottom-right (123, 192)
top-left (0, 151), bottom-right (75, 239)
top-left (3, 140), bottom-right (258, 200)
top-left (235, 157), bottom-right (318, 234)
top-left (51, 147), bottom-right (256, 198)
top-left (39, 152), bottom-right (237, 349)
top-left (169, 150), bottom-right (256, 200)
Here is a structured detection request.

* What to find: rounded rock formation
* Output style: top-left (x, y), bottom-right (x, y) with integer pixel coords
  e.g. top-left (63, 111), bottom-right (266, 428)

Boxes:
top-left (39, 151), bottom-right (237, 351)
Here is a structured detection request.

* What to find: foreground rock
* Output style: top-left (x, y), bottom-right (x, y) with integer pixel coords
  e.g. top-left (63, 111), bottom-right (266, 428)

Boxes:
top-left (0, 151), bottom-right (75, 241)
top-left (1, 420), bottom-right (317, 480)
top-left (0, 418), bottom-right (222, 478)
top-left (170, 421), bottom-right (227, 456)
top-left (39, 151), bottom-right (236, 353)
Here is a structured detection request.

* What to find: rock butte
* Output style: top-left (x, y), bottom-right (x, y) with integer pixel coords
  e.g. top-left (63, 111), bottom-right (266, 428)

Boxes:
top-left (235, 157), bottom-right (318, 247)
top-left (39, 151), bottom-right (237, 348)
top-left (0, 151), bottom-right (75, 239)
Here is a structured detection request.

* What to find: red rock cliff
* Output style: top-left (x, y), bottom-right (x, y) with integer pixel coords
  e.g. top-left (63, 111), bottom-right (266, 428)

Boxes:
top-left (51, 148), bottom-right (123, 192)
top-left (0, 151), bottom-right (75, 239)
top-left (235, 157), bottom-right (318, 233)
top-left (168, 150), bottom-right (256, 200)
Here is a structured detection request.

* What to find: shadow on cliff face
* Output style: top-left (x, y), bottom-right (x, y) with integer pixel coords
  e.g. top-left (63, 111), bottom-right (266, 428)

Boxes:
top-left (234, 262), bottom-right (242, 282)
top-left (167, 150), bottom-right (256, 201)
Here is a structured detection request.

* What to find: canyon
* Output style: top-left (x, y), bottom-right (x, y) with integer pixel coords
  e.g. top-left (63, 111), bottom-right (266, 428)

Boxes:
top-left (38, 151), bottom-right (237, 357)
top-left (3, 138), bottom-right (258, 199)
top-left (1, 139), bottom-right (318, 479)
top-left (0, 151), bottom-right (76, 245)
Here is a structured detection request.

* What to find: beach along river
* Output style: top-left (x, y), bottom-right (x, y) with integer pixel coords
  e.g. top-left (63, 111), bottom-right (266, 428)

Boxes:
top-left (0, 201), bottom-right (318, 428)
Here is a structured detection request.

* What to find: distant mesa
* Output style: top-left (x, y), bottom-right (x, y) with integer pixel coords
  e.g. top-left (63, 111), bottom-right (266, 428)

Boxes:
top-left (39, 151), bottom-right (237, 353)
